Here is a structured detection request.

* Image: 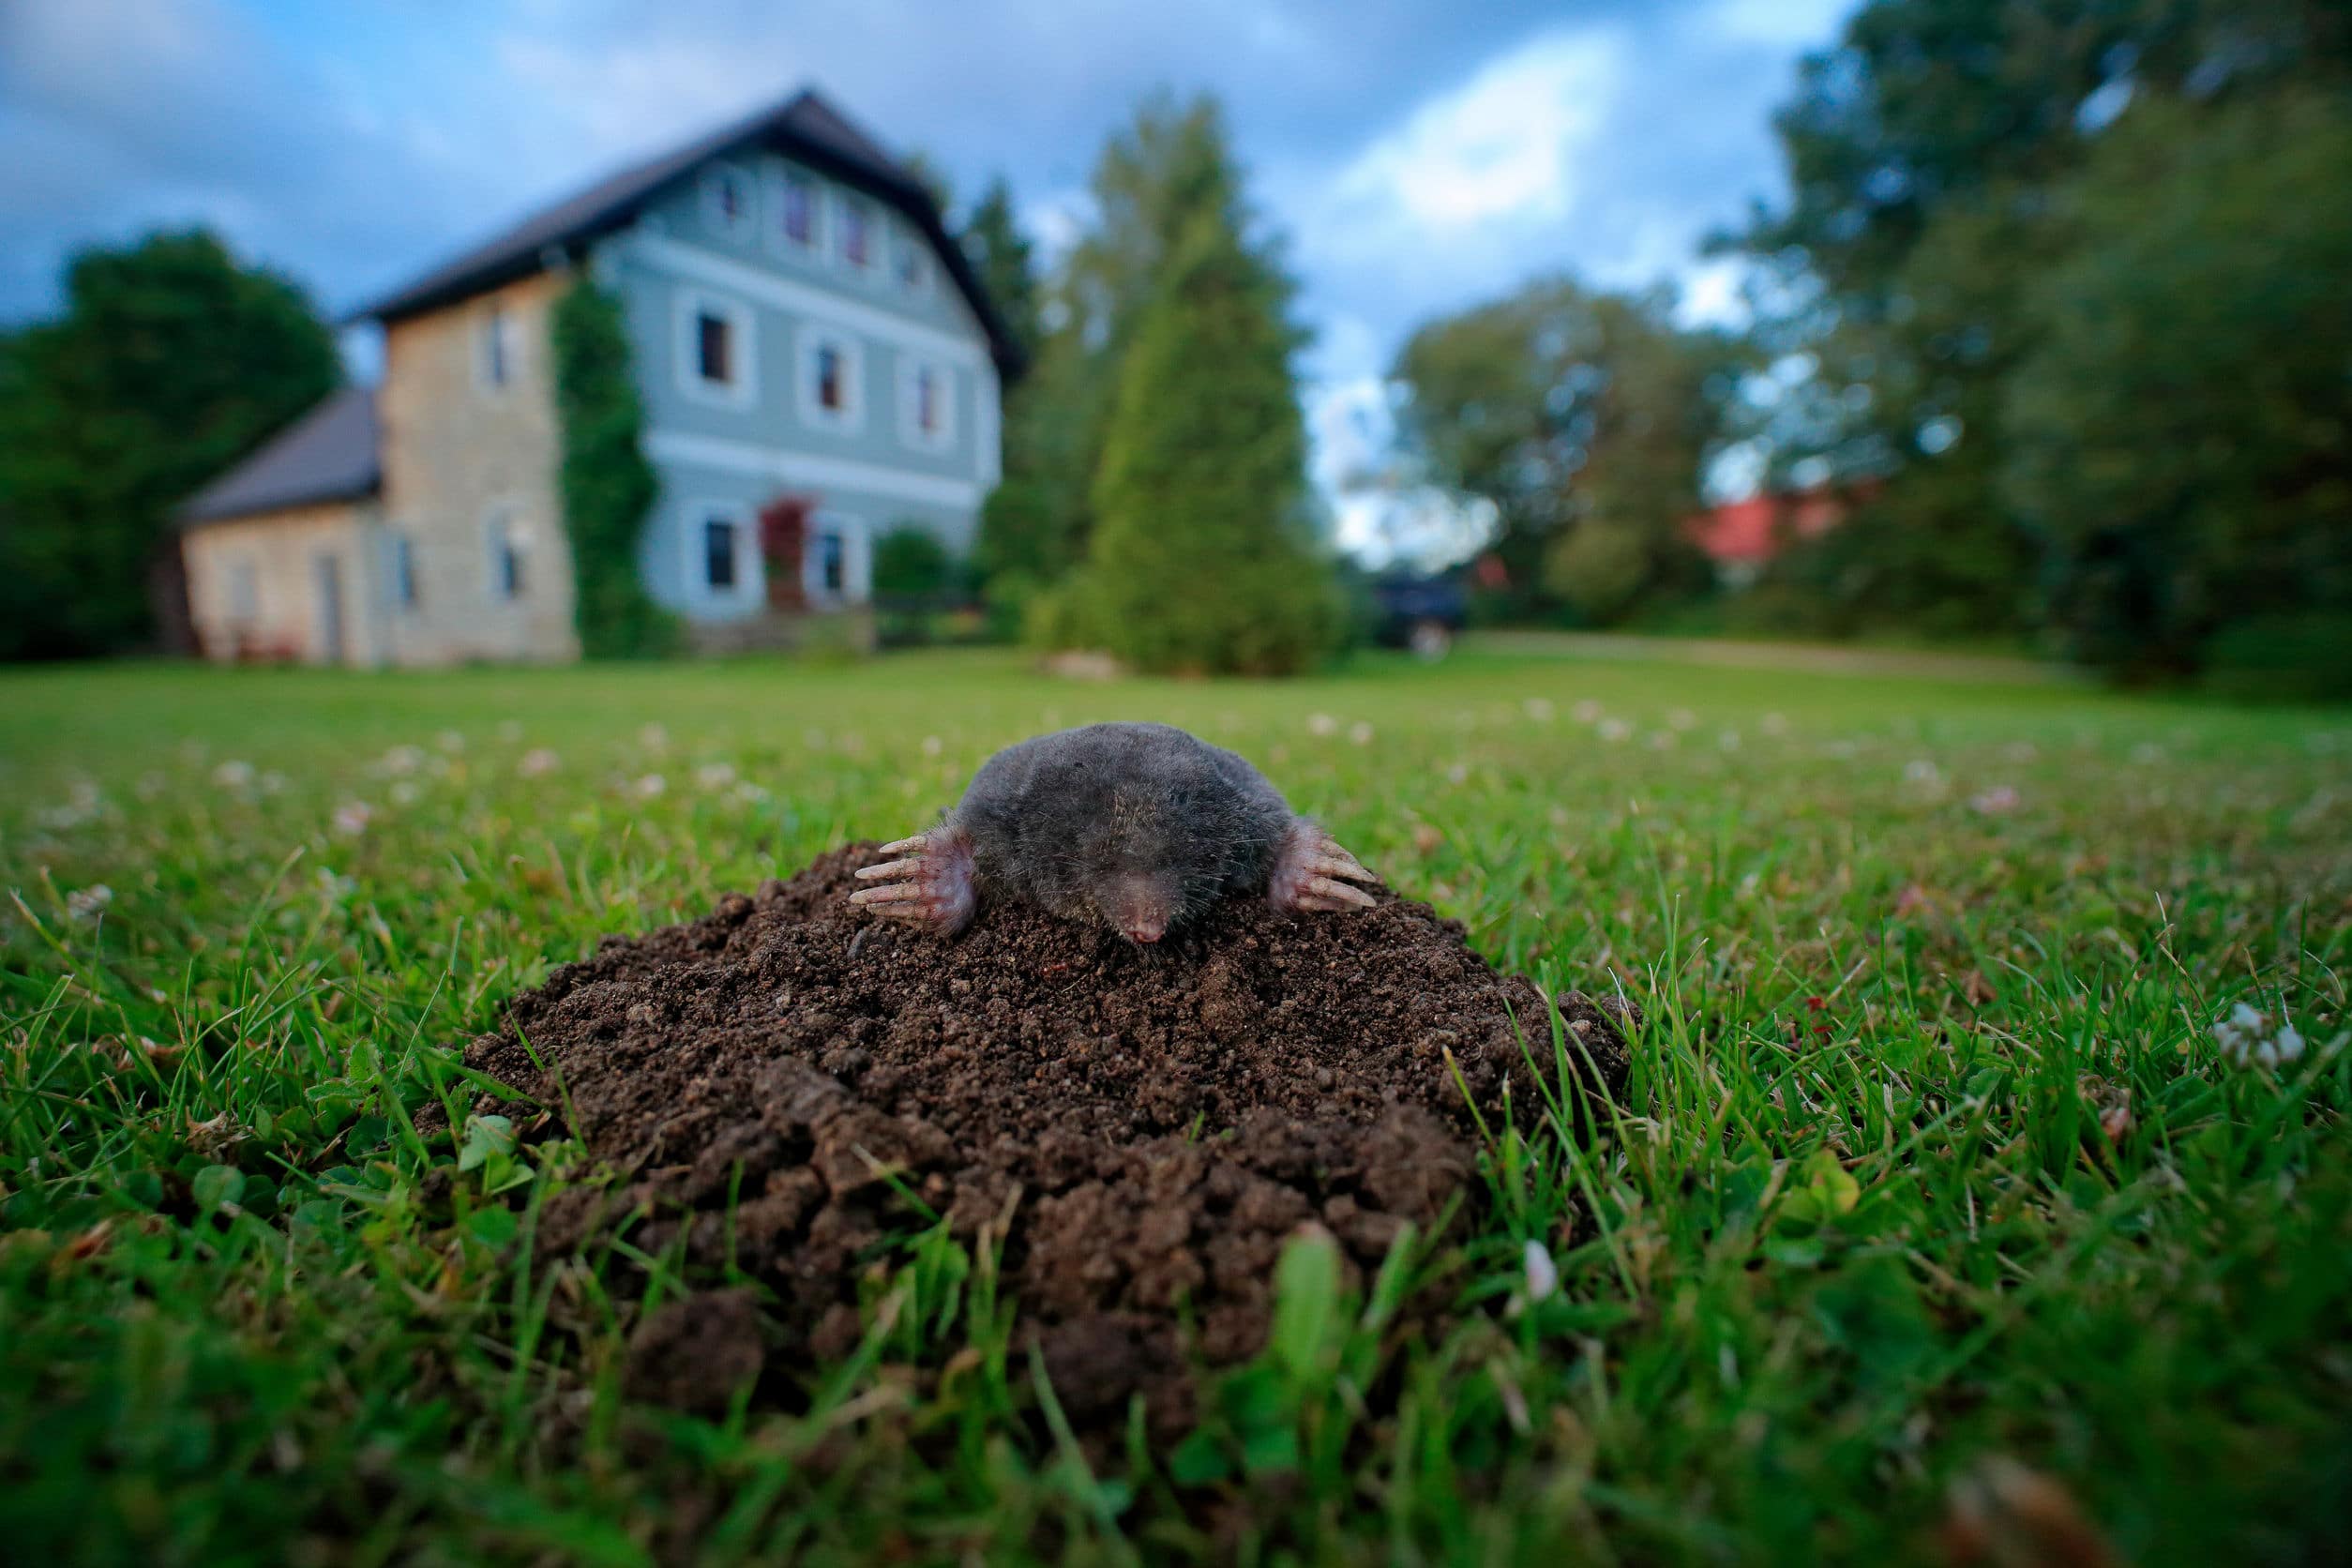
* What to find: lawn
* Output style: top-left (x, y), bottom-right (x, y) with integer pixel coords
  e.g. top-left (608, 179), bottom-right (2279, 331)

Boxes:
top-left (2, 646), bottom-right (2346, 1566)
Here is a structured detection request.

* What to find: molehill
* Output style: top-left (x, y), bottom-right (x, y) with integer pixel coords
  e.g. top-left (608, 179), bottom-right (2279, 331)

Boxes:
top-left (460, 844), bottom-right (1633, 1427)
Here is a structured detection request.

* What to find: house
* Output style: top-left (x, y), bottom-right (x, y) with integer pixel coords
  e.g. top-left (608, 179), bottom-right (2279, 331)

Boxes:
top-left (177, 86), bottom-right (1020, 666)
top-left (1685, 481), bottom-right (1876, 588)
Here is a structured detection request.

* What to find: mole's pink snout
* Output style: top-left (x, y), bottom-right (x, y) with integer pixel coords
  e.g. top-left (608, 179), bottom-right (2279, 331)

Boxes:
top-left (1105, 873), bottom-right (1172, 944)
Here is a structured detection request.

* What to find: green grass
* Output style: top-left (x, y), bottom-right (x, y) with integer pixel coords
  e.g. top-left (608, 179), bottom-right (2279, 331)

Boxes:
top-left (2, 646), bottom-right (2346, 1565)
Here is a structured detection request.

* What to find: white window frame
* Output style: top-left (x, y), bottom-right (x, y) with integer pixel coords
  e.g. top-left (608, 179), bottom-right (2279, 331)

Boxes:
top-left (699, 163), bottom-right (751, 239)
top-left (896, 354), bottom-right (956, 454)
top-left (475, 302), bottom-right (521, 392)
top-left (681, 499), bottom-right (758, 606)
top-left (484, 504), bottom-right (528, 603)
top-left (766, 164), bottom-right (824, 258)
top-left (836, 192), bottom-right (879, 275)
top-left (804, 509), bottom-right (867, 606)
top-left (672, 287), bottom-right (757, 411)
top-left (795, 325), bottom-right (865, 433)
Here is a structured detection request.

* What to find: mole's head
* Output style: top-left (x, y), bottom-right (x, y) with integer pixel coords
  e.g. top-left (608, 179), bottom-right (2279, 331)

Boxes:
top-left (1069, 783), bottom-right (1236, 943)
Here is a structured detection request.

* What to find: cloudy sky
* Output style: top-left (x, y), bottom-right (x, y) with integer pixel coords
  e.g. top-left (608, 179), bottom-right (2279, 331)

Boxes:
top-left (1, 0), bottom-right (1855, 540)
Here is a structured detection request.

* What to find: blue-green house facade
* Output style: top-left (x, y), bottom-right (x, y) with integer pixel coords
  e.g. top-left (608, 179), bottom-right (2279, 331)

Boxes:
top-left (343, 86), bottom-right (1019, 649)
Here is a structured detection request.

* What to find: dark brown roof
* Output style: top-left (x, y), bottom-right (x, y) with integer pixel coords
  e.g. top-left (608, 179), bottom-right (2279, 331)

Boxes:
top-left (350, 87), bottom-right (1024, 375)
top-left (178, 386), bottom-right (379, 526)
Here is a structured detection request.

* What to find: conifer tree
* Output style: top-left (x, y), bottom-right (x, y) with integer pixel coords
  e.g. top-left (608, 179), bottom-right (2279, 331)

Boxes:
top-left (1076, 205), bottom-right (1336, 675)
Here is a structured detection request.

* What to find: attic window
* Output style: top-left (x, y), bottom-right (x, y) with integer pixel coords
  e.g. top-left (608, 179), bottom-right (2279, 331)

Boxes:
top-left (896, 232), bottom-right (927, 293)
top-left (702, 167), bottom-right (749, 235)
top-left (478, 305), bottom-right (520, 389)
top-left (841, 200), bottom-right (873, 269)
top-left (779, 170), bottom-right (819, 249)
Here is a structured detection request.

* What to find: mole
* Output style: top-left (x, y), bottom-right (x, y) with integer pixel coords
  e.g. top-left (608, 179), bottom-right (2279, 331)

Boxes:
top-left (849, 721), bottom-right (1380, 942)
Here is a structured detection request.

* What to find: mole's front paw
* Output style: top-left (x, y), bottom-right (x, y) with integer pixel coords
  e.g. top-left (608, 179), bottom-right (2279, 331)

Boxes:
top-left (849, 830), bottom-right (978, 936)
top-left (1270, 822), bottom-right (1380, 913)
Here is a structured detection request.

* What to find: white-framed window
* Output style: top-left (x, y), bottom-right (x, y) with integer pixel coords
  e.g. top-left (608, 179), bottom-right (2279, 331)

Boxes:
top-left (476, 303), bottom-right (522, 391)
top-left (770, 165), bottom-right (822, 254)
top-left (805, 510), bottom-right (866, 605)
top-left (685, 501), bottom-right (756, 601)
top-left (391, 533), bottom-right (418, 611)
top-left (895, 227), bottom-right (929, 294)
top-left (795, 326), bottom-right (864, 431)
top-left (700, 163), bottom-right (751, 237)
top-left (897, 355), bottom-right (955, 452)
top-left (226, 558), bottom-right (261, 623)
top-left (485, 505), bottom-right (528, 602)
top-left (837, 195), bottom-right (876, 272)
top-left (673, 287), bottom-right (756, 410)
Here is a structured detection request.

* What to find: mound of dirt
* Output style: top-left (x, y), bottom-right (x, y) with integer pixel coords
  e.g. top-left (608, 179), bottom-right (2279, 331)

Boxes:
top-left (460, 844), bottom-right (1631, 1428)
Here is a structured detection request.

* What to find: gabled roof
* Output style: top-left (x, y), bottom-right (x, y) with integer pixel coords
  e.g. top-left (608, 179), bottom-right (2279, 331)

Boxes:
top-left (178, 387), bottom-right (380, 527)
top-left (350, 87), bottom-right (1025, 376)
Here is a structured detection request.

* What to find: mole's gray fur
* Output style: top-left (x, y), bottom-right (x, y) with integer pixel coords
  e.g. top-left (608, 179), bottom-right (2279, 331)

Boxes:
top-left (850, 721), bottom-right (1379, 942)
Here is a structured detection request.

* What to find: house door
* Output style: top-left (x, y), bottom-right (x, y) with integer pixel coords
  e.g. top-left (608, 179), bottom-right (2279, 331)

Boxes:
top-left (759, 495), bottom-right (816, 611)
top-left (314, 552), bottom-right (345, 665)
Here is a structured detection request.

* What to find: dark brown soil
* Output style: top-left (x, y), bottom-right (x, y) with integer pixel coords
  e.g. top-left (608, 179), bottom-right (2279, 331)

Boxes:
top-left (461, 844), bottom-right (1631, 1428)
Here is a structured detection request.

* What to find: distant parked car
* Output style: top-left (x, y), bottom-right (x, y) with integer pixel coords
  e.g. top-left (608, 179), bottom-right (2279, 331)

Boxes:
top-left (1369, 573), bottom-right (1469, 659)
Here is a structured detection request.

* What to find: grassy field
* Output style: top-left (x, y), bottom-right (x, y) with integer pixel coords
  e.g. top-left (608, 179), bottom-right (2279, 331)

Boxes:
top-left (2, 646), bottom-right (2346, 1566)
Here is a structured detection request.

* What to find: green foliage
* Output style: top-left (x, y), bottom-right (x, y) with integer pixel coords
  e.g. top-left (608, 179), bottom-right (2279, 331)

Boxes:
top-left (1396, 279), bottom-right (1727, 622)
top-left (977, 96), bottom-right (1249, 604)
top-left (1071, 203), bottom-right (1338, 674)
top-left (550, 279), bottom-right (677, 659)
top-left (2, 650), bottom-right (2345, 1562)
top-left (957, 176), bottom-right (1040, 364)
top-left (870, 525), bottom-right (954, 601)
top-left (2002, 90), bottom-right (2352, 677)
top-left (1733, 0), bottom-right (2351, 654)
top-left (0, 229), bottom-right (340, 658)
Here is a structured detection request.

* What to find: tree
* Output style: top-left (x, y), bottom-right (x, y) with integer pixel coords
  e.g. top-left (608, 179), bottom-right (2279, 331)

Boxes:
top-left (1070, 197), bottom-right (1336, 675)
top-left (550, 280), bottom-right (675, 658)
top-left (976, 96), bottom-right (1252, 600)
top-left (0, 230), bottom-right (340, 659)
top-left (1734, 0), bottom-right (2351, 641)
top-left (958, 177), bottom-right (1040, 364)
top-left (1395, 279), bottom-right (1727, 623)
top-left (2001, 88), bottom-right (2352, 681)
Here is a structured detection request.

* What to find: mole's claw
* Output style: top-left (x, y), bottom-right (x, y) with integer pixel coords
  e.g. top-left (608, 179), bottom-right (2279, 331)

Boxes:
top-left (849, 828), bottom-right (978, 936)
top-left (1303, 875), bottom-right (1378, 908)
top-left (1271, 820), bottom-right (1381, 915)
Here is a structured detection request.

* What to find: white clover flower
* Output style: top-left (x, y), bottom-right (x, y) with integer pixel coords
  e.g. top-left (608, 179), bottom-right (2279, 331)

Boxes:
top-left (632, 774), bottom-right (667, 799)
top-left (434, 730), bottom-right (465, 754)
top-left (1760, 712), bottom-right (1790, 736)
top-left (388, 781), bottom-right (420, 807)
top-left (1905, 759), bottom-right (1942, 786)
top-left (920, 734), bottom-right (943, 757)
top-left (1445, 762), bottom-right (1470, 784)
top-left (518, 747), bottom-right (560, 777)
top-left (212, 760), bottom-right (255, 789)
top-left (732, 780), bottom-right (771, 805)
top-left (1667, 707), bottom-right (1696, 731)
top-left (331, 801), bottom-right (372, 837)
top-left (135, 772), bottom-right (167, 800)
top-left (1648, 731), bottom-right (1678, 750)
top-left (638, 723), bottom-right (670, 752)
top-left (259, 770), bottom-right (287, 794)
top-left (2214, 1003), bottom-right (2308, 1068)
top-left (1306, 713), bottom-right (1339, 737)
top-left (1523, 1238), bottom-right (1559, 1302)
top-left (1969, 785), bottom-right (2022, 815)
top-left (496, 720), bottom-right (523, 743)
top-left (66, 883), bottom-right (113, 921)
top-left (379, 745), bottom-right (423, 776)
top-left (1572, 700), bottom-right (1604, 724)
top-left (1597, 717), bottom-right (1631, 743)
top-left (695, 762), bottom-right (738, 792)
top-left (1718, 729), bottom-right (1742, 751)
top-left (1349, 720), bottom-right (1375, 746)
top-left (1522, 697), bottom-right (1555, 723)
